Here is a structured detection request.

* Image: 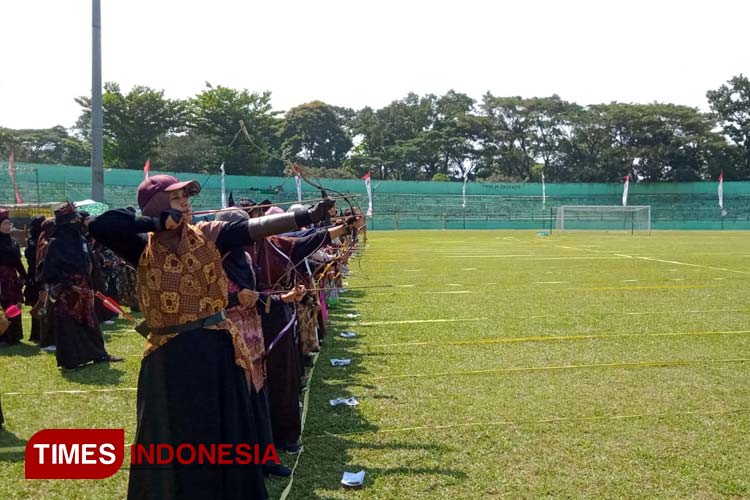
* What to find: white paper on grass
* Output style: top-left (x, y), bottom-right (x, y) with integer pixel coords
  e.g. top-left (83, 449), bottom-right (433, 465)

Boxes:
top-left (345, 313), bottom-right (359, 319)
top-left (330, 359), bottom-right (352, 366)
top-left (329, 397), bottom-right (359, 406)
top-left (341, 470), bottom-right (366, 487)
top-left (339, 332), bottom-right (357, 338)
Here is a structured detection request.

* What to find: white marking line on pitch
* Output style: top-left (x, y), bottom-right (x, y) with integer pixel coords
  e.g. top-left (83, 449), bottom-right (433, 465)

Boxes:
top-left (618, 254), bottom-right (750, 275)
top-left (368, 328), bottom-right (750, 349)
top-left (425, 290), bottom-right (474, 294)
top-left (369, 358), bottom-right (750, 380)
top-left (4, 387), bottom-right (137, 396)
top-left (358, 318), bottom-right (488, 326)
top-left (558, 244), bottom-right (750, 276)
top-left (447, 255), bottom-right (625, 260)
top-left (534, 281), bottom-right (567, 284)
top-left (461, 268), bottom-right (478, 271)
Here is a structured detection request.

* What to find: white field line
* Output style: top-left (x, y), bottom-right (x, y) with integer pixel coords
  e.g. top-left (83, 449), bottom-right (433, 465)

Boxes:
top-left (367, 329), bottom-right (750, 349)
top-left (4, 387), bottom-right (137, 396)
top-left (358, 318), bottom-right (489, 326)
top-left (446, 255), bottom-right (626, 260)
top-left (359, 308), bottom-right (750, 320)
top-left (556, 243), bottom-right (750, 275)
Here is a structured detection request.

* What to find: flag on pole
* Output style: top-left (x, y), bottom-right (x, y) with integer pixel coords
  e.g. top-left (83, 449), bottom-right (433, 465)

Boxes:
top-left (143, 158), bottom-right (150, 180)
top-left (8, 149), bottom-right (23, 204)
top-left (541, 172), bottom-right (546, 208)
top-left (622, 174), bottom-right (630, 207)
top-left (462, 170), bottom-right (469, 208)
top-left (718, 170), bottom-right (724, 210)
top-left (292, 163), bottom-right (303, 202)
top-left (295, 173), bottom-right (302, 202)
top-left (362, 171), bottom-right (373, 216)
top-left (220, 162), bottom-right (226, 209)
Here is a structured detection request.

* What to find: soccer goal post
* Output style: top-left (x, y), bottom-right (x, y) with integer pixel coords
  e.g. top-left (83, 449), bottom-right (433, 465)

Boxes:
top-left (555, 206), bottom-right (651, 233)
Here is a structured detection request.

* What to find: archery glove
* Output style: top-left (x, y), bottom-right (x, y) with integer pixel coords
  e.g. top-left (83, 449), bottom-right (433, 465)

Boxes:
top-left (159, 209), bottom-right (184, 231)
top-left (308, 199), bottom-right (336, 224)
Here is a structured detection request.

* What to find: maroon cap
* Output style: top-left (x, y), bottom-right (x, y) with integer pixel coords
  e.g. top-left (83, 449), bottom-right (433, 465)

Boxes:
top-left (137, 175), bottom-right (201, 211)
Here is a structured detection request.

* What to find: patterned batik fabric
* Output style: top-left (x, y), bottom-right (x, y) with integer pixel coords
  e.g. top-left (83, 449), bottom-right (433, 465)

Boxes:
top-left (137, 224), bottom-right (228, 330)
top-left (226, 282), bottom-right (266, 392)
top-left (118, 264), bottom-right (139, 309)
top-left (297, 302), bottom-right (320, 354)
top-left (0, 265), bottom-right (23, 307)
top-left (136, 224), bottom-right (252, 370)
top-left (56, 275), bottom-right (97, 328)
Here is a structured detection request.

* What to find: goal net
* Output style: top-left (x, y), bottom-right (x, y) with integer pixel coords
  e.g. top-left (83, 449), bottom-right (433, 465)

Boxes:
top-left (555, 206), bottom-right (651, 233)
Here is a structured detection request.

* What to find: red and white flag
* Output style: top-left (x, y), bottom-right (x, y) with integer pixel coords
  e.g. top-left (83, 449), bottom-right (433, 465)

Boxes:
top-left (143, 158), bottom-right (151, 180)
top-left (8, 149), bottom-right (24, 204)
top-left (362, 171), bottom-right (373, 216)
top-left (622, 174), bottom-right (630, 207)
top-left (718, 170), bottom-right (724, 210)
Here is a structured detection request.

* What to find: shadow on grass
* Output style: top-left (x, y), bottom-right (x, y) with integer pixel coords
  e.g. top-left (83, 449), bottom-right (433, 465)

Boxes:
top-left (270, 287), bottom-right (466, 498)
top-left (0, 341), bottom-right (42, 358)
top-left (62, 363), bottom-right (126, 386)
top-left (0, 426), bottom-right (28, 463)
top-left (100, 314), bottom-right (143, 342)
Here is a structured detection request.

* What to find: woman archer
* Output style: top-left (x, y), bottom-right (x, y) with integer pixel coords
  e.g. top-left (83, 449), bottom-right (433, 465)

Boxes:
top-left (88, 175), bottom-right (334, 500)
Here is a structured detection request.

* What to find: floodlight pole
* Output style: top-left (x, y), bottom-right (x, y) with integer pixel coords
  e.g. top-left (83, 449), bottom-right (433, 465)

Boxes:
top-left (91, 0), bottom-right (105, 202)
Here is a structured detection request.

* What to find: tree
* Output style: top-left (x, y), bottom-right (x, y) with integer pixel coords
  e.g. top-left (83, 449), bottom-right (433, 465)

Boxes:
top-left (75, 83), bottom-right (184, 168)
top-left (349, 93), bottom-right (435, 180)
top-left (0, 126), bottom-right (89, 165)
top-left (476, 94), bottom-right (536, 181)
top-left (155, 133), bottom-right (215, 173)
top-left (188, 84), bottom-right (282, 175)
top-left (350, 91), bottom-right (478, 180)
top-left (280, 101), bottom-right (353, 169)
top-left (526, 95), bottom-right (577, 180)
top-left (555, 103), bottom-right (726, 182)
top-left (707, 74), bottom-right (750, 175)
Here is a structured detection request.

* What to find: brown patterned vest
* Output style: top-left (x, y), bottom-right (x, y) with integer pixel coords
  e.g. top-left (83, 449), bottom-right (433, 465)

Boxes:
top-left (136, 224), bottom-right (226, 340)
top-left (135, 223), bottom-right (254, 370)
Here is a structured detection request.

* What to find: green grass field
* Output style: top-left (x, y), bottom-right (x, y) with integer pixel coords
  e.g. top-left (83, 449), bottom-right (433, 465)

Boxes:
top-left (3, 230), bottom-right (750, 499)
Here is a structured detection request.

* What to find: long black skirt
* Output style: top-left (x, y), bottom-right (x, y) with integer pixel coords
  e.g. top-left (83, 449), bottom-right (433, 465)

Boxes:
top-left (250, 386), bottom-right (273, 451)
top-left (54, 311), bottom-right (108, 369)
top-left (261, 301), bottom-right (302, 447)
top-left (127, 328), bottom-right (267, 500)
top-left (0, 394), bottom-right (4, 426)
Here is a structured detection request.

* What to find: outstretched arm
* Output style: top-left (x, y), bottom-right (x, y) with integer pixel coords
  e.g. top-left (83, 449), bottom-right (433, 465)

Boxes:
top-left (212, 200), bottom-right (336, 253)
top-left (88, 209), bottom-right (161, 266)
